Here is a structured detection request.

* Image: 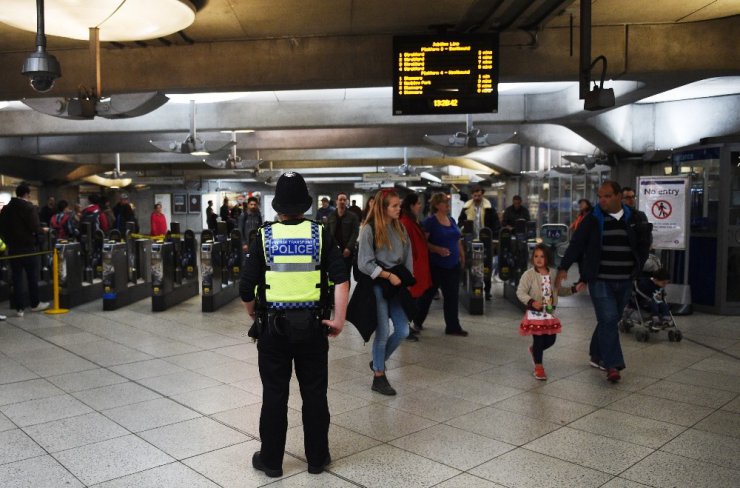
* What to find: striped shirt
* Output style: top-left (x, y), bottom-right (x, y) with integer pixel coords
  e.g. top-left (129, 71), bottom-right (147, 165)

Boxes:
top-left (597, 215), bottom-right (634, 280)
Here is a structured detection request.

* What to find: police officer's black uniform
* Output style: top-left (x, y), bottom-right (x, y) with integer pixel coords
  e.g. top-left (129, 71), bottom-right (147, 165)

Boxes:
top-left (240, 172), bottom-right (348, 477)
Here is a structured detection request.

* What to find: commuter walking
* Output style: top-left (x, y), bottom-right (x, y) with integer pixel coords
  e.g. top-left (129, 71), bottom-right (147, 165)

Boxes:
top-left (326, 191), bottom-right (360, 276)
top-left (0, 182), bottom-right (50, 316)
top-left (556, 181), bottom-right (652, 382)
top-left (399, 193), bottom-right (432, 340)
top-left (38, 196), bottom-right (55, 226)
top-left (240, 172), bottom-right (349, 478)
top-left (206, 200), bottom-right (217, 230)
top-left (348, 199), bottom-right (363, 220)
top-left (570, 198), bottom-right (592, 232)
top-left (415, 192), bottom-right (468, 336)
top-left (238, 196), bottom-right (263, 250)
top-left (353, 189), bottom-right (414, 395)
top-left (517, 244), bottom-right (584, 380)
top-left (458, 185), bottom-right (501, 300)
top-left (502, 195), bottom-right (531, 228)
top-left (113, 193), bottom-right (137, 232)
top-left (316, 197), bottom-right (333, 223)
top-left (150, 203), bottom-right (168, 237)
top-left (50, 200), bottom-right (77, 239)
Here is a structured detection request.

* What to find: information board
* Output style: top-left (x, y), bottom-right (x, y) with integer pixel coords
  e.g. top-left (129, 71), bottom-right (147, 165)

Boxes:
top-left (638, 176), bottom-right (689, 250)
top-left (393, 34), bottom-right (499, 115)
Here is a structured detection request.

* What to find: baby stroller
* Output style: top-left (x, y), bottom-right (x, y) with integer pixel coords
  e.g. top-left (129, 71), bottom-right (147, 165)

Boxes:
top-left (618, 254), bottom-right (683, 342)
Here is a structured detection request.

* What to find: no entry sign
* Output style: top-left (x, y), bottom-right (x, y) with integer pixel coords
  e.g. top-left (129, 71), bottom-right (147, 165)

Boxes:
top-left (638, 177), bottom-right (689, 250)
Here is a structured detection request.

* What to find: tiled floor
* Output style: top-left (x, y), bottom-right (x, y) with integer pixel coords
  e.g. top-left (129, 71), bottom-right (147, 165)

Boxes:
top-left (0, 285), bottom-right (739, 487)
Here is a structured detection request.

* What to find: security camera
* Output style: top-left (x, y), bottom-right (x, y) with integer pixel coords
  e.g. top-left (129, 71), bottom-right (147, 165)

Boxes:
top-left (21, 48), bottom-right (61, 93)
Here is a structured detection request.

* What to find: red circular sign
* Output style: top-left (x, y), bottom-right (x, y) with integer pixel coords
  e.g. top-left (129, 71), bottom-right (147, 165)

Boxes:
top-left (652, 200), bottom-right (672, 219)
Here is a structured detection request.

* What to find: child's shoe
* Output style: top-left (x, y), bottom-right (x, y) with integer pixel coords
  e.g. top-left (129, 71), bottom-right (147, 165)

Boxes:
top-left (661, 316), bottom-right (672, 328)
top-left (606, 368), bottom-right (621, 383)
top-left (533, 364), bottom-right (547, 380)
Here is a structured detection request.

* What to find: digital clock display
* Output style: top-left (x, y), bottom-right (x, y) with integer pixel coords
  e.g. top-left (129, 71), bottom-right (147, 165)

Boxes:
top-left (393, 34), bottom-right (499, 115)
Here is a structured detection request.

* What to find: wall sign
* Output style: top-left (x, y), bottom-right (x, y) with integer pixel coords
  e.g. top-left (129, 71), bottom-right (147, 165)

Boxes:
top-left (638, 176), bottom-right (689, 250)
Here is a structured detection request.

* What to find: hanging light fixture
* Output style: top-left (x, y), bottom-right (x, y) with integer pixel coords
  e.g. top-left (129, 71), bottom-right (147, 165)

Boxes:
top-left (2, 0), bottom-right (196, 42)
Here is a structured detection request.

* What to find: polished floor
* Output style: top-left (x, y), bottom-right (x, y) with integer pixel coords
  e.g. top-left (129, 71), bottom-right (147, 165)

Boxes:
top-left (0, 284), bottom-right (739, 488)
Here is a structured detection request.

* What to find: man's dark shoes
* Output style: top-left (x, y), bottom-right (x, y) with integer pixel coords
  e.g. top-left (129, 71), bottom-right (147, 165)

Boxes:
top-left (405, 333), bottom-right (419, 342)
top-left (371, 375), bottom-right (397, 395)
top-left (445, 329), bottom-right (469, 337)
top-left (308, 454), bottom-right (331, 474)
top-left (485, 293), bottom-right (492, 301)
top-left (252, 451), bottom-right (282, 478)
top-left (606, 368), bottom-right (621, 383)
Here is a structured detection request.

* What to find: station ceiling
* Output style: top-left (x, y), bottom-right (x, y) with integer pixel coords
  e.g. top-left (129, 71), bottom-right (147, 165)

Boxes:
top-left (0, 0), bottom-right (738, 188)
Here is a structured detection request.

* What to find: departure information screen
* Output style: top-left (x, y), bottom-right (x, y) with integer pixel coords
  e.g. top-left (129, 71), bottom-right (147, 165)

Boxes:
top-left (392, 34), bottom-right (499, 116)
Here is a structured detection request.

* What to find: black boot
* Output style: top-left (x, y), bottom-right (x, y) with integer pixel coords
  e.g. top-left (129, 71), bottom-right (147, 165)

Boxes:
top-left (371, 375), bottom-right (396, 396)
top-left (308, 454), bottom-right (332, 474)
top-left (252, 451), bottom-right (282, 478)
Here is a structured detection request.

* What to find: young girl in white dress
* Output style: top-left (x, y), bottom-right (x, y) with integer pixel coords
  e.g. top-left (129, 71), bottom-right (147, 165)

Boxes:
top-left (517, 244), bottom-right (585, 380)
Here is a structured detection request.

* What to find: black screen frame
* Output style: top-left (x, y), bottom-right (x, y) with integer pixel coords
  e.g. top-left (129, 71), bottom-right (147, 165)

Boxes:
top-left (392, 33), bottom-right (500, 116)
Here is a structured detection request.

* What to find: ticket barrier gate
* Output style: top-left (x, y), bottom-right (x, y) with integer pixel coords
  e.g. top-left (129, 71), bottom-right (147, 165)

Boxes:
top-left (102, 237), bottom-right (152, 311)
top-left (79, 222), bottom-right (105, 283)
top-left (540, 224), bottom-right (569, 267)
top-left (151, 224), bottom-right (199, 312)
top-left (201, 229), bottom-right (241, 312)
top-left (460, 240), bottom-right (485, 315)
top-left (502, 237), bottom-right (531, 308)
top-left (55, 241), bottom-right (104, 309)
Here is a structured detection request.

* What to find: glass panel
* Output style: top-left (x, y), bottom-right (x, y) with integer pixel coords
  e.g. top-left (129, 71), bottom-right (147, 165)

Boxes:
top-left (726, 152), bottom-right (740, 302)
top-left (672, 148), bottom-right (721, 234)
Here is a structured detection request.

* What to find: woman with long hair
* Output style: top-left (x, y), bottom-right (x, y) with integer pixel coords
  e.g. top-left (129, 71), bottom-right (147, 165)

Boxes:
top-left (416, 192), bottom-right (468, 336)
top-left (361, 196), bottom-right (375, 223)
top-left (357, 189), bottom-right (413, 395)
top-left (399, 193), bottom-right (432, 340)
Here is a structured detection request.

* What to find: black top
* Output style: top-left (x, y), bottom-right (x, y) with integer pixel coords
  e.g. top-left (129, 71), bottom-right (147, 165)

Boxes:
top-left (239, 219), bottom-right (349, 303)
top-left (502, 205), bottom-right (531, 227)
top-left (0, 197), bottom-right (44, 253)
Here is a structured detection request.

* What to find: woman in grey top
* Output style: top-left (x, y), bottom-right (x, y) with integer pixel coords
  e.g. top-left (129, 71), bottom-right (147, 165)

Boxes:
top-left (357, 189), bottom-right (413, 395)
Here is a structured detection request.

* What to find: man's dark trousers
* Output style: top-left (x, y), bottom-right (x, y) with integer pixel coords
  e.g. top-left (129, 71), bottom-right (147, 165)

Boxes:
top-left (9, 253), bottom-right (41, 309)
top-left (257, 322), bottom-right (329, 470)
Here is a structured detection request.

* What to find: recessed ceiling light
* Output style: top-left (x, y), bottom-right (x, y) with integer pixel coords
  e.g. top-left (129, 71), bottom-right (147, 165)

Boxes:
top-left (220, 129), bottom-right (255, 134)
top-left (0, 0), bottom-right (195, 41)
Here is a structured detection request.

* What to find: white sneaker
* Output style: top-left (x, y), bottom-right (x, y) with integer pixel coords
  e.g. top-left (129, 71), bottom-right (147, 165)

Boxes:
top-left (30, 302), bottom-right (49, 313)
top-left (0, 314), bottom-right (6, 321)
top-left (16, 310), bottom-right (24, 317)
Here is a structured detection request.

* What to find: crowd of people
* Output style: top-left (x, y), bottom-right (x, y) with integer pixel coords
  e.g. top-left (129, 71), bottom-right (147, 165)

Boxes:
top-left (238, 173), bottom-right (658, 478)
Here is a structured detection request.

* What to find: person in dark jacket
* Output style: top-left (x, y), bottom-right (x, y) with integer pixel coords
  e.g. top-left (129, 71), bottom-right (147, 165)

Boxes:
top-left (238, 196), bottom-right (263, 251)
top-left (38, 196), bottom-right (55, 226)
top-left (206, 200), bottom-right (217, 230)
top-left (326, 192), bottom-right (360, 276)
top-left (502, 195), bottom-right (531, 228)
top-left (0, 182), bottom-right (49, 317)
top-left (239, 172), bottom-right (348, 478)
top-left (113, 193), bottom-right (136, 232)
top-left (556, 180), bottom-right (652, 383)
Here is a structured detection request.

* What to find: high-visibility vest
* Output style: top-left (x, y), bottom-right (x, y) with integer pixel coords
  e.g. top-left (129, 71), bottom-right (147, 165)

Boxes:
top-left (260, 220), bottom-right (323, 309)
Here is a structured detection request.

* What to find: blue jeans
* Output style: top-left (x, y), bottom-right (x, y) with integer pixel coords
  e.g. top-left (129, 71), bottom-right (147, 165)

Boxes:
top-left (588, 280), bottom-right (631, 369)
top-left (372, 285), bottom-right (409, 372)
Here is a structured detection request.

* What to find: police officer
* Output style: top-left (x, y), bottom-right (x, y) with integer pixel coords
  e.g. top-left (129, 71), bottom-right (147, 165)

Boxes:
top-left (240, 172), bottom-right (349, 478)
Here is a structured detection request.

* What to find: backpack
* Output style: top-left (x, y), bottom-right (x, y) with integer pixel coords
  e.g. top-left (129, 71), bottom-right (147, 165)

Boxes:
top-left (80, 208), bottom-right (101, 234)
top-left (49, 212), bottom-right (70, 239)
